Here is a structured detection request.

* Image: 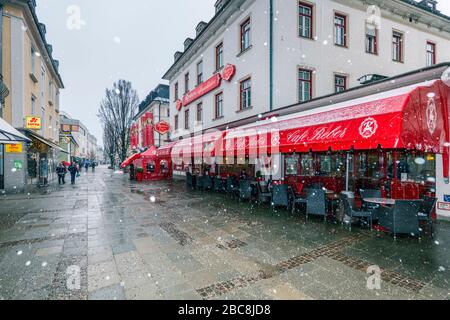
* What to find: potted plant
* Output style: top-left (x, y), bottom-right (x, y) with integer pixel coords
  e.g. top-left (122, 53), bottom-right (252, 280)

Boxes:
top-left (135, 167), bottom-right (144, 182)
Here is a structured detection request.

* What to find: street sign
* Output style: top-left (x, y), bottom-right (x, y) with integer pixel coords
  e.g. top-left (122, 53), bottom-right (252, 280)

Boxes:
top-left (5, 144), bottom-right (22, 153)
top-left (25, 116), bottom-right (41, 130)
top-left (155, 121), bottom-right (171, 135)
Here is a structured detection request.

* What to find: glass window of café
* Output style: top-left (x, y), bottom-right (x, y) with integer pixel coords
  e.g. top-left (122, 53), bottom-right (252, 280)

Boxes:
top-left (387, 151), bottom-right (436, 184)
top-left (285, 152), bottom-right (345, 177)
top-left (146, 161), bottom-right (155, 173)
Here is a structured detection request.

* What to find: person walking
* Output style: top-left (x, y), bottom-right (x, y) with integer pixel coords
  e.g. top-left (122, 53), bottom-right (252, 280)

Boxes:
top-left (68, 162), bottom-right (79, 185)
top-left (56, 162), bottom-right (67, 185)
top-left (91, 161), bottom-right (96, 172)
top-left (84, 161), bottom-right (89, 173)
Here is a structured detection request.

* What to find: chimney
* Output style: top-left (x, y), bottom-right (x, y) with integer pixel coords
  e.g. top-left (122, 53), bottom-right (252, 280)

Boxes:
top-left (196, 21), bottom-right (208, 36)
top-left (174, 51), bottom-right (183, 61)
top-left (53, 59), bottom-right (59, 71)
top-left (184, 38), bottom-right (194, 50)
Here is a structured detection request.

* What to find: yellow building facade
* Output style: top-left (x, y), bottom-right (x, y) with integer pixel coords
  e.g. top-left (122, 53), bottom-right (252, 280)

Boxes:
top-left (1, 0), bottom-right (64, 191)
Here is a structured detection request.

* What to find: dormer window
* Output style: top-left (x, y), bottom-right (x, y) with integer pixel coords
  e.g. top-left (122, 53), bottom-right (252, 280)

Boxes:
top-left (215, 0), bottom-right (225, 13)
top-left (418, 0), bottom-right (438, 12)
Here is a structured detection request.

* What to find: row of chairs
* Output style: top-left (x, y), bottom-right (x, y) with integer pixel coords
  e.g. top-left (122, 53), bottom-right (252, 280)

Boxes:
top-left (187, 173), bottom-right (331, 222)
top-left (340, 192), bottom-right (437, 238)
top-left (186, 174), bottom-right (437, 238)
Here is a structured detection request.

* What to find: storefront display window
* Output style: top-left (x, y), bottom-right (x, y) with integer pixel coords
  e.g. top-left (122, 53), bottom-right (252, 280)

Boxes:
top-left (318, 153), bottom-right (345, 177)
top-left (285, 155), bottom-right (299, 176)
top-left (406, 153), bottom-right (436, 183)
top-left (146, 162), bottom-right (155, 173)
top-left (301, 154), bottom-right (315, 176)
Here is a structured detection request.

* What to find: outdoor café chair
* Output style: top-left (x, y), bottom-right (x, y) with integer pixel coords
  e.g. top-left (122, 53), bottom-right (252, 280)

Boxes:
top-left (256, 182), bottom-right (272, 204)
top-left (306, 189), bottom-right (327, 222)
top-left (226, 177), bottom-right (239, 198)
top-left (186, 172), bottom-right (194, 190)
top-left (377, 200), bottom-right (423, 239)
top-left (196, 176), bottom-right (205, 191)
top-left (340, 194), bottom-right (374, 231)
top-left (214, 176), bottom-right (225, 193)
top-left (289, 187), bottom-right (307, 215)
top-left (418, 196), bottom-right (438, 237)
top-left (239, 180), bottom-right (253, 202)
top-left (203, 175), bottom-right (213, 191)
top-left (271, 185), bottom-right (291, 211)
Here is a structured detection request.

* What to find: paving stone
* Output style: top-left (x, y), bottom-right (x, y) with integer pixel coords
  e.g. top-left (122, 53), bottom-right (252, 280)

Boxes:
top-left (1, 167), bottom-right (449, 300)
top-left (89, 283), bottom-right (125, 300)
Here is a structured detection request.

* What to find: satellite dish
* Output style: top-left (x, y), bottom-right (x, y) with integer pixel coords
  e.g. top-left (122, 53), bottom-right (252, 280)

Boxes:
top-left (442, 67), bottom-right (450, 87)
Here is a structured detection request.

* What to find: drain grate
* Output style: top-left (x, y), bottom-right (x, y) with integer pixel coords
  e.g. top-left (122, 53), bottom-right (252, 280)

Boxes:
top-left (329, 252), bottom-right (426, 292)
top-left (217, 239), bottom-right (248, 250)
top-left (160, 222), bottom-right (193, 246)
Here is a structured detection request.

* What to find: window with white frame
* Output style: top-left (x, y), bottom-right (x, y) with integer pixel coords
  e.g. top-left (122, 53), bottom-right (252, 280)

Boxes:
top-left (299, 2), bottom-right (313, 39)
top-left (240, 78), bottom-right (251, 110)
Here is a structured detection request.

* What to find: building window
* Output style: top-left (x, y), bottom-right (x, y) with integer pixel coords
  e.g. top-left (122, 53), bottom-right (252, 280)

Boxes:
top-left (240, 78), bottom-right (252, 110)
top-left (184, 109), bottom-right (190, 130)
top-left (197, 61), bottom-right (203, 85)
top-left (334, 13), bottom-right (347, 47)
top-left (240, 18), bottom-right (251, 52)
top-left (335, 75), bottom-right (347, 93)
top-left (216, 42), bottom-right (224, 70)
top-left (184, 73), bottom-right (190, 93)
top-left (426, 42), bottom-right (436, 67)
top-left (299, 2), bottom-right (313, 39)
top-left (365, 24), bottom-right (378, 54)
top-left (196, 103), bottom-right (203, 123)
top-left (392, 31), bottom-right (404, 62)
top-left (174, 115), bottom-right (179, 130)
top-left (298, 69), bottom-right (312, 102)
top-left (215, 92), bottom-right (224, 119)
top-left (31, 95), bottom-right (36, 115)
top-left (174, 82), bottom-right (179, 100)
top-left (31, 47), bottom-right (36, 74)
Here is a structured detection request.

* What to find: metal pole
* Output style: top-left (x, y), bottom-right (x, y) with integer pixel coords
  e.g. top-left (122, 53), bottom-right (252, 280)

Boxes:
top-left (346, 153), bottom-right (350, 192)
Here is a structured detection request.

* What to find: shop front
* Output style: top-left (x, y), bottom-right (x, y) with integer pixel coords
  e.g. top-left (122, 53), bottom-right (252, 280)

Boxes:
top-left (0, 117), bottom-right (31, 191)
top-left (25, 130), bottom-right (64, 187)
top-left (121, 142), bottom-right (177, 181)
top-left (178, 79), bottom-right (450, 218)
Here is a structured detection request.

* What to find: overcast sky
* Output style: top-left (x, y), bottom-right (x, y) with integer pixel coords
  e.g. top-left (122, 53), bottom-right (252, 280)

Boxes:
top-left (36, 0), bottom-right (450, 146)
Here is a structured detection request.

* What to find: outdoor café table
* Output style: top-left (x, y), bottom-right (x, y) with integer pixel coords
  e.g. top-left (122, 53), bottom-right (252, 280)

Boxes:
top-left (363, 198), bottom-right (397, 206)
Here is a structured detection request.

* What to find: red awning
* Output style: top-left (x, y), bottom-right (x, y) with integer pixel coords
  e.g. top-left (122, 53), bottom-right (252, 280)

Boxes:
top-left (173, 131), bottom-right (225, 159)
top-left (220, 80), bottom-right (449, 155)
top-left (156, 141), bottom-right (178, 158)
top-left (120, 153), bottom-right (141, 168)
top-left (140, 146), bottom-right (158, 159)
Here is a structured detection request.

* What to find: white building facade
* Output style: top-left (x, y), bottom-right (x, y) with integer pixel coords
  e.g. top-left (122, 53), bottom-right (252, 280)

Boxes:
top-left (164, 0), bottom-right (450, 138)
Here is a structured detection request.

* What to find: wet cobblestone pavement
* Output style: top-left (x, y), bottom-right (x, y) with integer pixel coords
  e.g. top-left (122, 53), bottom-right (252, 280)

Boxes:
top-left (0, 167), bottom-right (449, 300)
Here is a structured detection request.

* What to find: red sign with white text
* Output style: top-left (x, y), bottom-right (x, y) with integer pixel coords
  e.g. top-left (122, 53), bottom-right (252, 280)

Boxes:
top-left (155, 121), bottom-right (171, 135)
top-left (182, 74), bottom-right (222, 106)
top-left (178, 64), bottom-right (237, 108)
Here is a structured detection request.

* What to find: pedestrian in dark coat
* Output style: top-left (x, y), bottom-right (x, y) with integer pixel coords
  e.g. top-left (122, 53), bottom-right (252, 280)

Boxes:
top-left (56, 162), bottom-right (67, 185)
top-left (68, 162), bottom-right (79, 185)
top-left (84, 161), bottom-right (89, 173)
top-left (91, 161), bottom-right (96, 172)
